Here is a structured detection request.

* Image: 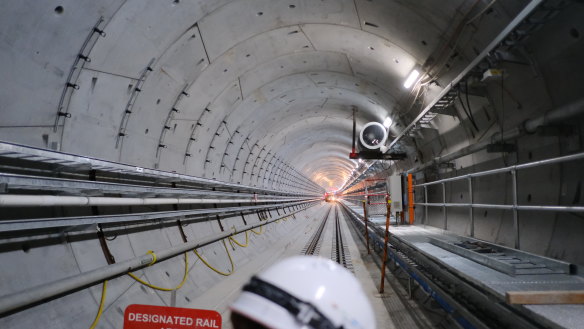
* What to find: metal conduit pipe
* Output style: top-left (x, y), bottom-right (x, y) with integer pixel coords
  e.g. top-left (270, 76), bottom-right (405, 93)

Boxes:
top-left (0, 204), bottom-right (315, 316)
top-left (0, 200), bottom-right (318, 233)
top-left (524, 97), bottom-right (584, 133)
top-left (0, 195), bottom-right (309, 207)
top-left (408, 97), bottom-right (584, 174)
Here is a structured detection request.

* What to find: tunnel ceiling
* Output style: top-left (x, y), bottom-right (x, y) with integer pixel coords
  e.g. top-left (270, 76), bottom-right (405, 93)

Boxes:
top-left (0, 0), bottom-right (524, 192)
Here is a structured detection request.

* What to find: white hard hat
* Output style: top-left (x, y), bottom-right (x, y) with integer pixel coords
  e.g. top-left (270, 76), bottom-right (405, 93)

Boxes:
top-left (230, 256), bottom-right (376, 329)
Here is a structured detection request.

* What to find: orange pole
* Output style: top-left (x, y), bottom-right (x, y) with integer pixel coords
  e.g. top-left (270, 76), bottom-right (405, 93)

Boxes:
top-left (408, 173), bottom-right (415, 225)
top-left (379, 197), bottom-right (391, 293)
top-left (362, 200), bottom-right (370, 254)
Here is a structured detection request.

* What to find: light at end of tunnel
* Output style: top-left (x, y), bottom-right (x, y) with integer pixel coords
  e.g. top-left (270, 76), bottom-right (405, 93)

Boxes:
top-left (403, 69), bottom-right (420, 89)
top-left (383, 117), bottom-right (393, 128)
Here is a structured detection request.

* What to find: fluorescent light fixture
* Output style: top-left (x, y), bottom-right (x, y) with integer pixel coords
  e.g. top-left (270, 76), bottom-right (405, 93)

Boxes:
top-left (403, 69), bottom-right (420, 89)
top-left (314, 286), bottom-right (326, 300)
top-left (383, 117), bottom-right (393, 128)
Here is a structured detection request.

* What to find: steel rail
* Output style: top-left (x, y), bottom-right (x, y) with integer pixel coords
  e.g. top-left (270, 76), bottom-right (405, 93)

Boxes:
top-left (332, 205), bottom-right (349, 269)
top-left (304, 206), bottom-right (332, 255)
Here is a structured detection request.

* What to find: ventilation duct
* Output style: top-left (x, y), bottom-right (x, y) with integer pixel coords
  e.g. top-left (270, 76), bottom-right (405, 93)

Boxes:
top-left (359, 122), bottom-right (388, 153)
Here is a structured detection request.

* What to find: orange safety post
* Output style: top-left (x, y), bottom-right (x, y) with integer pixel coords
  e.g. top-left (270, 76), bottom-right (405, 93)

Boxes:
top-left (379, 196), bottom-right (391, 293)
top-left (362, 200), bottom-right (370, 254)
top-left (408, 173), bottom-right (415, 225)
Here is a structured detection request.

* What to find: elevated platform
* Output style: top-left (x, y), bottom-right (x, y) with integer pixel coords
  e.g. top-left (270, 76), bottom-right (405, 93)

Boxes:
top-left (388, 226), bottom-right (584, 328)
top-left (342, 201), bottom-right (584, 329)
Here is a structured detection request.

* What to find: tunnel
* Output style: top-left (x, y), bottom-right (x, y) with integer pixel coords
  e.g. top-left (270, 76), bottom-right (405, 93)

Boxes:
top-left (1, 0), bottom-right (583, 328)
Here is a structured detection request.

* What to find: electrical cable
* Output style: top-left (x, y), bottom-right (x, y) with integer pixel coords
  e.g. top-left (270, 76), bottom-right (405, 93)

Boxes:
top-left (500, 69), bottom-right (505, 138)
top-left (127, 252), bottom-right (189, 291)
top-left (229, 231), bottom-right (249, 247)
top-left (458, 89), bottom-right (479, 132)
top-left (111, 211), bottom-right (298, 300)
top-left (104, 233), bottom-right (117, 241)
top-left (250, 224), bottom-right (264, 235)
top-left (424, 0), bottom-right (482, 80)
top-left (193, 240), bottom-right (235, 276)
top-left (88, 280), bottom-right (107, 329)
top-left (500, 69), bottom-right (510, 166)
top-left (86, 212), bottom-right (294, 327)
top-left (464, 81), bottom-right (479, 129)
top-left (466, 0), bottom-right (498, 25)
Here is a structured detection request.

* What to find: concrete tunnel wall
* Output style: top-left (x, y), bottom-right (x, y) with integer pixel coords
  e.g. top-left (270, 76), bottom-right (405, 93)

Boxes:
top-left (1, 0), bottom-right (584, 328)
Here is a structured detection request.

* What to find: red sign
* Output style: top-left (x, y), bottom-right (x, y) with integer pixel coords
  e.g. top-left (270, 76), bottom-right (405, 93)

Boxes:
top-left (124, 304), bottom-right (222, 329)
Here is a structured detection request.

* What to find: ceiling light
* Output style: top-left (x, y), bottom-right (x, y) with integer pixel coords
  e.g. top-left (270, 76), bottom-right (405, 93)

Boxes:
top-left (403, 69), bottom-right (420, 89)
top-left (383, 117), bottom-right (393, 128)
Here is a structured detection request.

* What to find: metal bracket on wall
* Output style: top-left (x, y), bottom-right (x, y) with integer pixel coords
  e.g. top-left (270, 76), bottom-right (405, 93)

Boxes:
top-left (53, 16), bottom-right (106, 133)
top-left (156, 84), bottom-right (190, 161)
top-left (184, 103), bottom-right (211, 164)
top-left (116, 58), bottom-right (156, 148)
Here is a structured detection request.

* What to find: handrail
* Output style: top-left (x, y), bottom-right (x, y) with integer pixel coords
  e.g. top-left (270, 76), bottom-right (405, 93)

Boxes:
top-left (415, 151), bottom-right (584, 249)
top-left (414, 151), bottom-right (584, 188)
top-left (417, 203), bottom-right (584, 212)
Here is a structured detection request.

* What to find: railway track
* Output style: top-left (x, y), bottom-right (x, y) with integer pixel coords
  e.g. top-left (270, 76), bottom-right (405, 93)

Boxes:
top-left (302, 205), bottom-right (331, 255)
top-left (302, 204), bottom-right (352, 271)
top-left (332, 205), bottom-right (353, 271)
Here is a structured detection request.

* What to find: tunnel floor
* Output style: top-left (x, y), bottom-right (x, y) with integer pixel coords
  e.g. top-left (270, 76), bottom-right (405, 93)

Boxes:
top-left (186, 202), bottom-right (434, 329)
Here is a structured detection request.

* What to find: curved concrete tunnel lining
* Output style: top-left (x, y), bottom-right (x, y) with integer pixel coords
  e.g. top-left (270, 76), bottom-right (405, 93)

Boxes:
top-left (176, 66), bottom-right (403, 186)
top-left (228, 105), bottom-right (378, 190)
top-left (69, 18), bottom-right (421, 174)
top-left (154, 70), bottom-right (398, 185)
top-left (2, 0), bottom-right (584, 328)
top-left (6, 1), bottom-right (431, 183)
top-left (257, 124), bottom-right (357, 190)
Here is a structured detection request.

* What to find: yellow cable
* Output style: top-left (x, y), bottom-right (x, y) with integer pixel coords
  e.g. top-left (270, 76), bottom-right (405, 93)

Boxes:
top-left (193, 240), bottom-right (234, 276)
top-left (229, 231), bottom-right (249, 247)
top-left (127, 252), bottom-right (189, 291)
top-left (251, 224), bottom-right (264, 235)
top-left (89, 280), bottom-right (107, 329)
top-left (146, 250), bottom-right (157, 265)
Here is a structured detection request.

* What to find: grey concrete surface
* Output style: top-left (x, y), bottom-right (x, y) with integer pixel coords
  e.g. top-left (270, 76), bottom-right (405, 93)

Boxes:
top-left (1, 0), bottom-right (584, 328)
